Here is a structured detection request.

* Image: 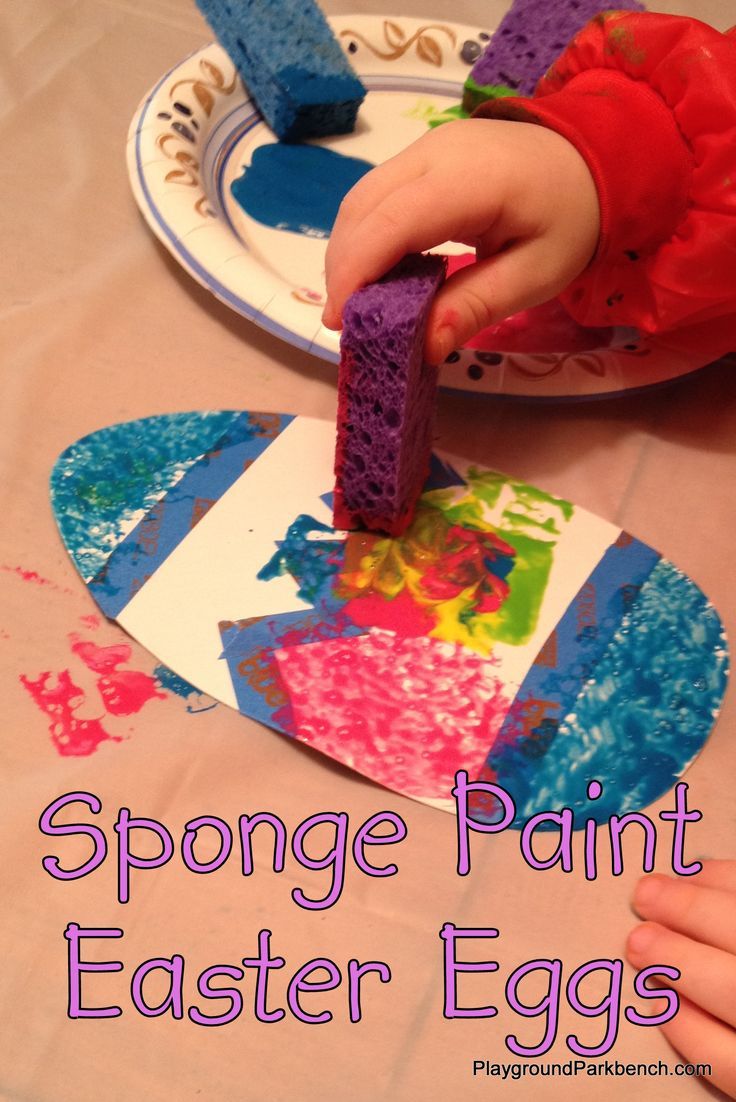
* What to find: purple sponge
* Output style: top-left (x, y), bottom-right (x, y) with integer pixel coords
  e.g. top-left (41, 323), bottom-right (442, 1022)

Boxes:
top-left (333, 254), bottom-right (446, 537)
top-left (464, 0), bottom-right (645, 109)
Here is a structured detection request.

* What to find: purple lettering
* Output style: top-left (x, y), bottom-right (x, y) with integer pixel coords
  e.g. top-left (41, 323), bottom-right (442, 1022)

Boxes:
top-left (352, 812), bottom-right (407, 877)
top-left (238, 813), bottom-right (286, 875)
top-left (291, 813), bottom-right (348, 910)
top-left (565, 959), bottom-right (623, 1057)
top-left (626, 966), bottom-right (680, 1026)
top-left (520, 811), bottom-right (573, 873)
top-left (659, 783), bottom-right (702, 875)
top-left (114, 808), bottom-right (174, 905)
top-left (40, 792), bottom-right (107, 881)
top-left (241, 929), bottom-right (285, 1023)
top-left (130, 956), bottom-right (184, 1019)
top-left (286, 959), bottom-right (341, 1024)
top-left (189, 965), bottom-right (245, 1027)
top-left (505, 959), bottom-right (562, 1056)
top-left (452, 771), bottom-right (515, 876)
top-left (181, 815), bottom-right (232, 874)
top-left (347, 960), bottom-right (391, 1023)
top-left (440, 923), bottom-right (499, 1018)
top-left (65, 923), bottom-right (123, 1019)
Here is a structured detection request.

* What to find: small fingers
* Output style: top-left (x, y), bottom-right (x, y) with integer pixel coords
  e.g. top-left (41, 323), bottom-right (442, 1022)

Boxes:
top-left (424, 240), bottom-right (564, 364)
top-left (324, 152), bottom-right (425, 277)
top-left (658, 996), bottom-right (736, 1099)
top-left (633, 873), bottom-right (736, 956)
top-left (324, 173), bottom-right (484, 331)
top-left (626, 921), bottom-right (736, 1030)
top-left (323, 151), bottom-right (433, 329)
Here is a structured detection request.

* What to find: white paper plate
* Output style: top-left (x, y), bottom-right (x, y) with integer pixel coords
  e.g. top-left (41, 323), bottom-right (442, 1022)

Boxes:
top-left (126, 14), bottom-right (711, 399)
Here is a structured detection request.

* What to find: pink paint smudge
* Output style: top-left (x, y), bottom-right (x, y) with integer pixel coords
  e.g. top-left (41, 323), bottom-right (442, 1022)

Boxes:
top-left (19, 670), bottom-right (122, 756)
top-left (343, 588), bottom-right (435, 637)
top-left (79, 614), bottom-right (101, 630)
top-left (21, 635), bottom-right (166, 757)
top-left (1, 564), bottom-right (75, 596)
top-left (275, 629), bottom-right (510, 799)
top-left (69, 636), bottom-right (165, 716)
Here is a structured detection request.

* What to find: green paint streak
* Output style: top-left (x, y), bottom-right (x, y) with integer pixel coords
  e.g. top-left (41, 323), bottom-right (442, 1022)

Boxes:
top-left (509, 480), bottom-right (574, 521)
top-left (462, 75), bottom-right (517, 113)
top-left (479, 531), bottom-right (555, 645)
top-left (503, 511), bottom-right (559, 534)
top-left (427, 104), bottom-right (470, 129)
top-left (464, 468), bottom-right (507, 510)
top-left (432, 497), bottom-right (485, 529)
top-left (423, 470), bottom-right (574, 647)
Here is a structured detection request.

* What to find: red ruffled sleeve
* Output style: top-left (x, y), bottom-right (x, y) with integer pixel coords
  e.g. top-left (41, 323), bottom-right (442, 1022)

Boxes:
top-left (474, 12), bottom-right (736, 361)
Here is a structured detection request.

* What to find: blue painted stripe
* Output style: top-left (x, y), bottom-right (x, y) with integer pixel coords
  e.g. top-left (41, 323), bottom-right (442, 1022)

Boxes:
top-left (89, 412), bottom-right (294, 617)
top-left (485, 533), bottom-right (660, 776)
top-left (488, 558), bottom-right (729, 827)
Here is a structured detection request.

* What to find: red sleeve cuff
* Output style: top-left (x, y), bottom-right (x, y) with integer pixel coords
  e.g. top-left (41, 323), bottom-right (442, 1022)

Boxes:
top-left (474, 68), bottom-right (692, 265)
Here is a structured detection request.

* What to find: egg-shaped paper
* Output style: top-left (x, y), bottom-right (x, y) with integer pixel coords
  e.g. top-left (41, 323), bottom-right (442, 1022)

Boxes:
top-left (51, 411), bottom-right (729, 822)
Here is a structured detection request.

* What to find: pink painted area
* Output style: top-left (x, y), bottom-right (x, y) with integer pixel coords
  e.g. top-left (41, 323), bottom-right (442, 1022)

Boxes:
top-left (274, 629), bottom-right (510, 799)
top-left (96, 672), bottom-right (165, 716)
top-left (70, 635), bottom-right (165, 715)
top-left (70, 637), bottom-right (133, 673)
top-left (1, 564), bottom-right (75, 595)
top-left (21, 635), bottom-right (167, 756)
top-left (79, 614), bottom-right (101, 630)
top-left (19, 670), bottom-right (122, 756)
top-left (343, 587), bottom-right (435, 637)
top-left (443, 254), bottom-right (613, 354)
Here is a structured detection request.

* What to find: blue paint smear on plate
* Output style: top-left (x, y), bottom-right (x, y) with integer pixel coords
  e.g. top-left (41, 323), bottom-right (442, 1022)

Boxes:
top-left (489, 558), bottom-right (729, 828)
top-left (51, 412), bottom-right (240, 582)
top-left (231, 144), bottom-right (374, 238)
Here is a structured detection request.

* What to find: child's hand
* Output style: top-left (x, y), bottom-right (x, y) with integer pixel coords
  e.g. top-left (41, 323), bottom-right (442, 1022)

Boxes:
top-left (322, 118), bottom-right (600, 364)
top-left (627, 860), bottom-right (736, 1098)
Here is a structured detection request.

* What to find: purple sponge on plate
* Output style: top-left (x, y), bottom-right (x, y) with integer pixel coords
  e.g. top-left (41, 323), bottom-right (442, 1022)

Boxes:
top-left (464, 0), bottom-right (645, 110)
top-left (333, 254), bottom-right (446, 537)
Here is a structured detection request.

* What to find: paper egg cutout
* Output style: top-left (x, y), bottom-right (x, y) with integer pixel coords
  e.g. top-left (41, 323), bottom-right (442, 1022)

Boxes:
top-left (51, 411), bottom-right (729, 822)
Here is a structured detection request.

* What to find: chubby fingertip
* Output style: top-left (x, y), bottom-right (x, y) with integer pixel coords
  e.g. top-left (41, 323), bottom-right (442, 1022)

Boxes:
top-left (426, 323), bottom-right (457, 366)
top-left (626, 921), bottom-right (661, 961)
top-left (321, 300), bottom-right (342, 331)
top-left (632, 873), bottom-right (669, 916)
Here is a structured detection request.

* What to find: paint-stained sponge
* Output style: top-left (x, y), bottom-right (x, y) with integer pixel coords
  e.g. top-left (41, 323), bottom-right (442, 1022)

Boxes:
top-left (464, 0), bottom-right (645, 110)
top-left (195, 0), bottom-right (366, 141)
top-left (333, 254), bottom-right (446, 537)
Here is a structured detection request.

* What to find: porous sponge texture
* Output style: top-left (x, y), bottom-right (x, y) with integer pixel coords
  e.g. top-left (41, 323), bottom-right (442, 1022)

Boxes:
top-left (465, 0), bottom-right (645, 105)
top-left (196, 0), bottom-right (366, 140)
top-left (333, 255), bottom-right (446, 537)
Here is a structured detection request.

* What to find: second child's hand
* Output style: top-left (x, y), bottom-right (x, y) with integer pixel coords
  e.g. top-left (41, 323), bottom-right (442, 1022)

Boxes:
top-left (627, 860), bottom-right (736, 1099)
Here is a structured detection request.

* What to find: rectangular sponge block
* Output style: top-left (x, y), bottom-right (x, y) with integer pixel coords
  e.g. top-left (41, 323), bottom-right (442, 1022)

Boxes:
top-left (464, 0), bottom-right (645, 109)
top-left (195, 0), bottom-right (366, 141)
top-left (333, 254), bottom-right (446, 537)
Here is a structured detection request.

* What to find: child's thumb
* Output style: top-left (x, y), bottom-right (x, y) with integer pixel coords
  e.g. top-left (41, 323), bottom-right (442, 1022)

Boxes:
top-left (425, 242), bottom-right (564, 364)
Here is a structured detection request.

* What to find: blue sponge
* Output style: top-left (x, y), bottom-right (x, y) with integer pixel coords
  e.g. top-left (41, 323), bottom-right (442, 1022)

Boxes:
top-left (195, 0), bottom-right (366, 141)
